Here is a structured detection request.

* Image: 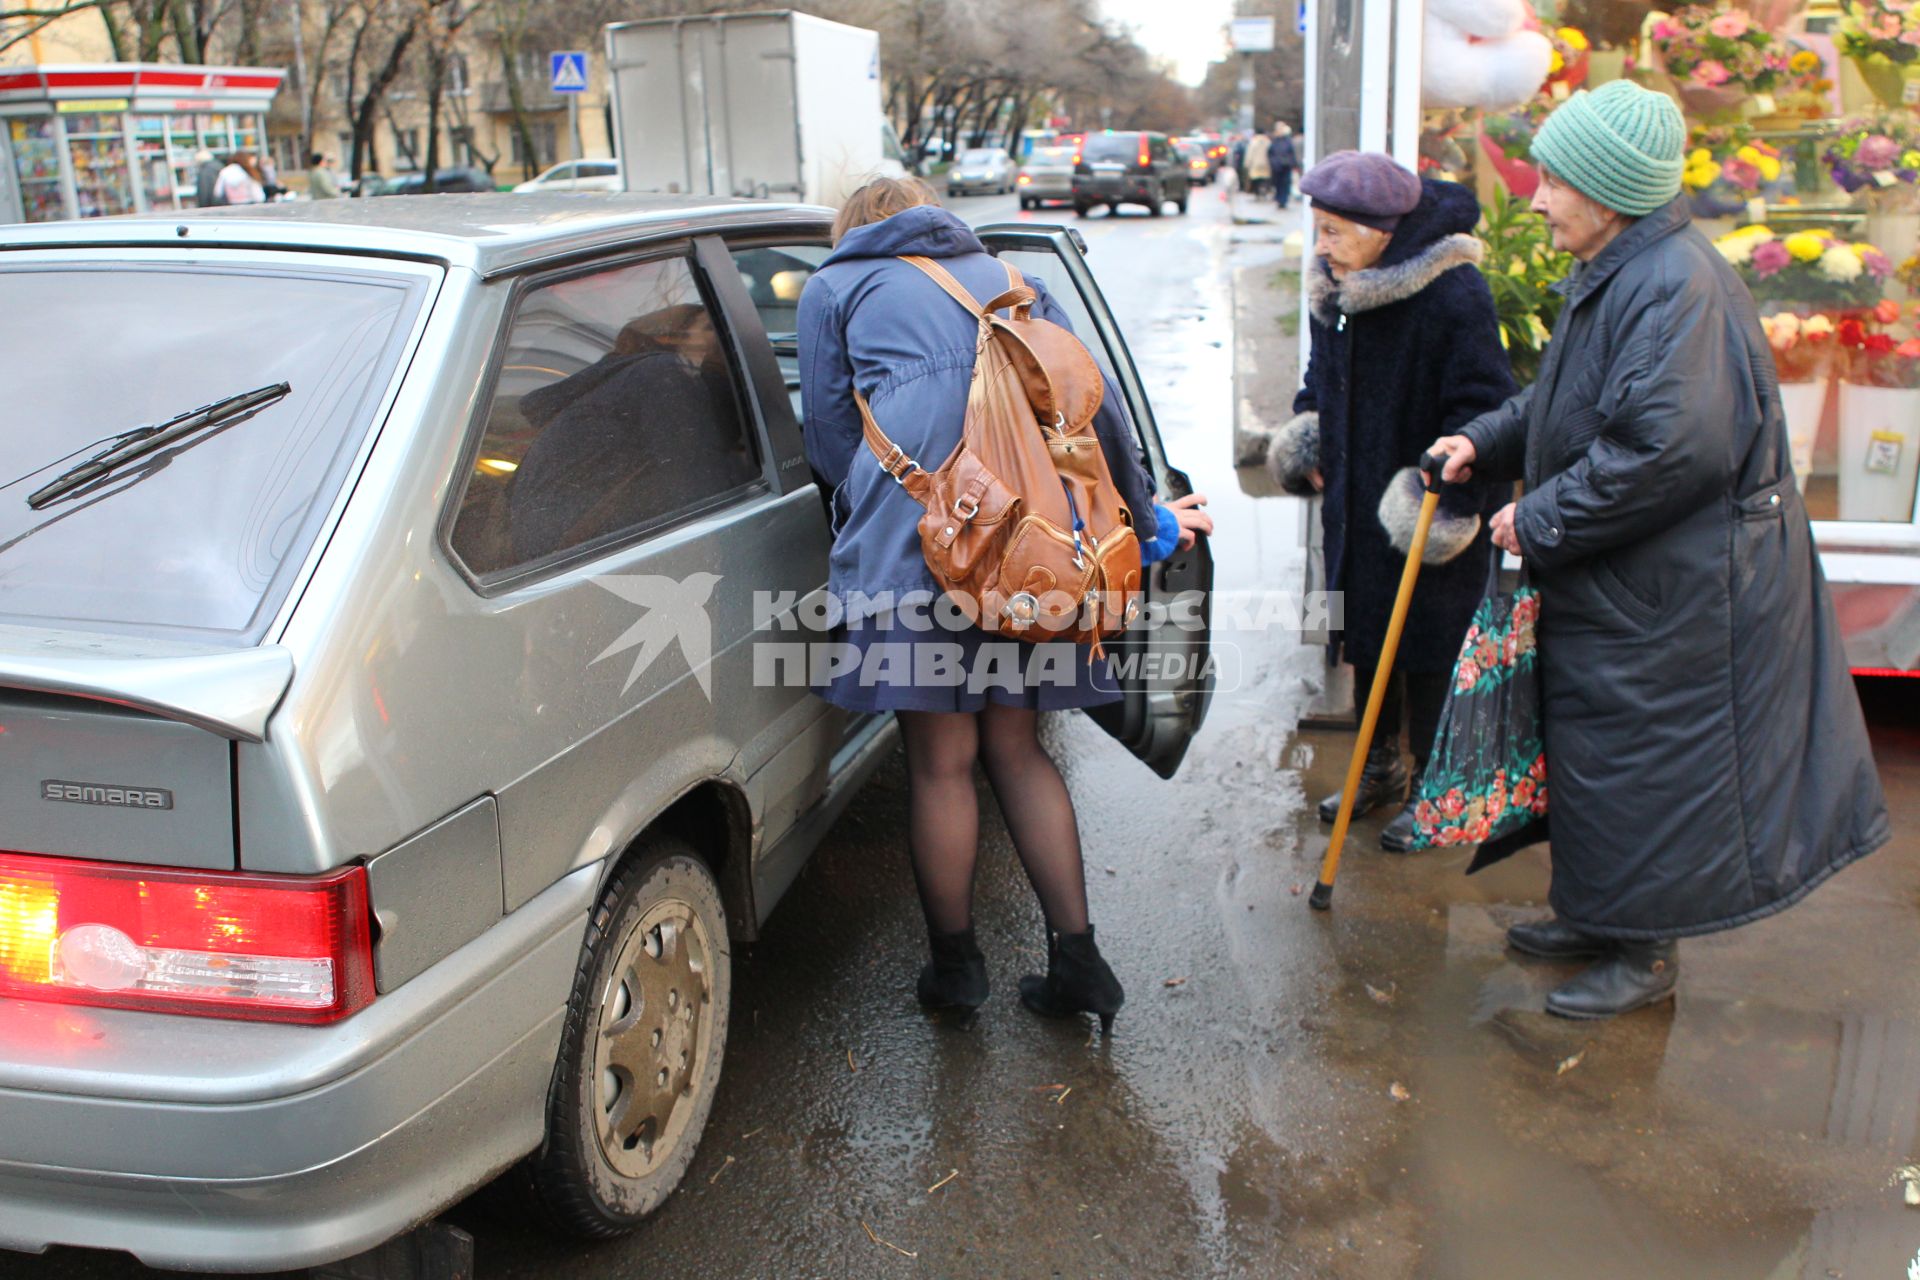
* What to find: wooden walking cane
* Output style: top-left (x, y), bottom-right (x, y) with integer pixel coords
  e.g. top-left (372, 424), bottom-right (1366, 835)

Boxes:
top-left (1310, 453), bottom-right (1447, 911)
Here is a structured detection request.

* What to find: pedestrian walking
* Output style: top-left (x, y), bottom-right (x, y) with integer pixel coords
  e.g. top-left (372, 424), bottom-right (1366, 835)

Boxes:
top-left (1230, 135), bottom-right (1249, 190)
top-left (797, 177), bottom-right (1212, 1033)
top-left (1269, 122), bottom-right (1298, 210)
top-left (192, 149), bottom-right (223, 207)
top-left (1268, 151), bottom-right (1515, 851)
top-left (306, 152), bottom-right (341, 200)
top-left (1244, 131), bottom-right (1273, 198)
top-left (1429, 80), bottom-right (1890, 1019)
top-left (213, 151), bottom-right (267, 206)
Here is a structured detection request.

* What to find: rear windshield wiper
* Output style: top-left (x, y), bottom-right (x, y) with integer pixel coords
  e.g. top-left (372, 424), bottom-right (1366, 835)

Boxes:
top-left (25, 382), bottom-right (291, 510)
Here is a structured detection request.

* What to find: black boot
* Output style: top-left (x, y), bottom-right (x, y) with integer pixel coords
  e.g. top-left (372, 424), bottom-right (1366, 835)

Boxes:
top-left (1018, 926), bottom-right (1124, 1034)
top-left (1545, 941), bottom-right (1677, 1019)
top-left (916, 928), bottom-right (988, 1013)
top-left (1317, 744), bottom-right (1409, 824)
top-left (1378, 768), bottom-right (1423, 853)
top-left (1506, 917), bottom-right (1616, 960)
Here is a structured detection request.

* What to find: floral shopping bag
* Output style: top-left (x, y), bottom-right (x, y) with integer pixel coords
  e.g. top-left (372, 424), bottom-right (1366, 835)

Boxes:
top-left (1409, 558), bottom-right (1549, 853)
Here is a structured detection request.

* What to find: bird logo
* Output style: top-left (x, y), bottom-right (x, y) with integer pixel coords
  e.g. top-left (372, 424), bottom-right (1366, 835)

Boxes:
top-left (590, 572), bottom-right (722, 699)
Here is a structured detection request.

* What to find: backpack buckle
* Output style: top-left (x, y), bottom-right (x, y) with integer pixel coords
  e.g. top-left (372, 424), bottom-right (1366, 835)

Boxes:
top-left (877, 445), bottom-right (920, 484)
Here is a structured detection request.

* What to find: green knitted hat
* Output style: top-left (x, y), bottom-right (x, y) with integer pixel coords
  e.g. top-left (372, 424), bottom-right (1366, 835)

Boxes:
top-left (1531, 80), bottom-right (1686, 217)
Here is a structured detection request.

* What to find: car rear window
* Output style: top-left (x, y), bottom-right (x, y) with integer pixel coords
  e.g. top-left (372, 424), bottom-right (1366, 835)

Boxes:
top-left (1079, 135), bottom-right (1143, 163)
top-left (1028, 147), bottom-right (1075, 163)
top-left (0, 261), bottom-right (428, 640)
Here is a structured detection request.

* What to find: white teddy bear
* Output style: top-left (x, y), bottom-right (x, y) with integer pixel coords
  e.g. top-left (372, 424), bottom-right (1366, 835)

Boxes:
top-left (1423, 0), bottom-right (1555, 109)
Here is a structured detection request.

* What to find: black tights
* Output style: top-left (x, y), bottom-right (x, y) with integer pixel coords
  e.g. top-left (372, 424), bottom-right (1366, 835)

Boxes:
top-left (896, 705), bottom-right (1089, 937)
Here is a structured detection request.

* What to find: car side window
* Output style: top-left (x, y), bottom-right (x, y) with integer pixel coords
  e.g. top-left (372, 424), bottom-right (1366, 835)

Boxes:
top-left (450, 254), bottom-right (762, 580)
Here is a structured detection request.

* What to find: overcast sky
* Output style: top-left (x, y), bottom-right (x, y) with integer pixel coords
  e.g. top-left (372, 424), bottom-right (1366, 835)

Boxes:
top-left (1099, 0), bottom-right (1237, 86)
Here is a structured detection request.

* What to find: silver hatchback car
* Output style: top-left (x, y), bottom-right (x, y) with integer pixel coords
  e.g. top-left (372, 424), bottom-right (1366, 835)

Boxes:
top-left (0, 195), bottom-right (1212, 1272)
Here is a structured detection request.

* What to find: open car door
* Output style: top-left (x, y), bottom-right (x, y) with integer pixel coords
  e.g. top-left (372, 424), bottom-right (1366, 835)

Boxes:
top-left (977, 223), bottom-right (1215, 777)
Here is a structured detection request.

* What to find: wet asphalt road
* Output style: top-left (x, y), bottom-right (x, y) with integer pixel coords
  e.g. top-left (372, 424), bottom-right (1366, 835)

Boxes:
top-left (20, 185), bottom-right (1920, 1279)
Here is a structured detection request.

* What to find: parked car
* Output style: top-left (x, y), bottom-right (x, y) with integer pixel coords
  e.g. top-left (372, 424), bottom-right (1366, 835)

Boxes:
top-left (1016, 143), bottom-right (1077, 210)
top-left (946, 146), bottom-right (1015, 195)
top-left (367, 166), bottom-right (497, 195)
top-left (512, 159), bottom-right (622, 193)
top-left (0, 194), bottom-right (1213, 1273)
top-left (1072, 131), bottom-right (1191, 217)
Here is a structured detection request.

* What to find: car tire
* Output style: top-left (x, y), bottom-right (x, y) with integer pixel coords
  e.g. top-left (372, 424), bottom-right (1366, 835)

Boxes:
top-left (1176, 186), bottom-right (1190, 214)
top-left (524, 838), bottom-right (731, 1239)
top-left (1074, 202), bottom-right (1092, 217)
top-left (1148, 182), bottom-right (1165, 217)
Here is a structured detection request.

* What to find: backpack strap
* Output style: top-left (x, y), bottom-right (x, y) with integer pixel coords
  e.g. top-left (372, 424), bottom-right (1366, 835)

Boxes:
top-left (855, 257), bottom-right (1041, 505)
top-left (901, 255), bottom-right (1034, 320)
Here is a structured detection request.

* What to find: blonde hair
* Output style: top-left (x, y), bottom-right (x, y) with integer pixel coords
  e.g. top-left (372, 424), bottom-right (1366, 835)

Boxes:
top-left (832, 176), bottom-right (941, 244)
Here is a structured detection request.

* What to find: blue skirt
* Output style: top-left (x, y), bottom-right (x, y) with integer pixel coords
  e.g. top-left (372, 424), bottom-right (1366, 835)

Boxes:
top-left (813, 604), bottom-right (1121, 714)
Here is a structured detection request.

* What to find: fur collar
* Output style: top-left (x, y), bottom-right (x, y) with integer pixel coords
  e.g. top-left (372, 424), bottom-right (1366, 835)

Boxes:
top-left (1308, 233), bottom-right (1486, 327)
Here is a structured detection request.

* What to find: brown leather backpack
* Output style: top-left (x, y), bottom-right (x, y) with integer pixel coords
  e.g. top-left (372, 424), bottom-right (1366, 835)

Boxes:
top-left (856, 255), bottom-right (1143, 653)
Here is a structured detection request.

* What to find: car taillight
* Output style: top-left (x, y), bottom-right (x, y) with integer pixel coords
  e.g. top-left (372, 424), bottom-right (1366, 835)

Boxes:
top-left (0, 853), bottom-right (374, 1024)
top-left (1137, 144), bottom-right (1152, 168)
top-left (1017, 173), bottom-right (1031, 184)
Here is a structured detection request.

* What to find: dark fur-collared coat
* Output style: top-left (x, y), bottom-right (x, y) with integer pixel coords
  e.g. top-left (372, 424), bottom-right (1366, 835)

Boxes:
top-left (1269, 178), bottom-right (1516, 672)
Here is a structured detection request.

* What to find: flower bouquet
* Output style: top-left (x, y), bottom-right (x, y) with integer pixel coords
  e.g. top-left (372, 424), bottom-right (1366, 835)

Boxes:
top-left (1715, 224), bottom-right (1893, 308)
top-left (1824, 113), bottom-right (1920, 199)
top-left (1761, 310), bottom-right (1838, 485)
top-left (1833, 302), bottom-right (1920, 518)
top-left (1835, 0), bottom-right (1920, 108)
top-left (1544, 26), bottom-right (1592, 96)
top-left (1480, 98), bottom-right (1555, 196)
top-left (1651, 4), bottom-right (1796, 120)
top-left (1685, 127), bottom-right (1793, 217)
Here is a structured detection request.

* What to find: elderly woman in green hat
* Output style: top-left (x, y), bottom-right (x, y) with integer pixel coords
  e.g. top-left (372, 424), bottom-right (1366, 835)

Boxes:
top-left (1430, 80), bottom-right (1888, 1020)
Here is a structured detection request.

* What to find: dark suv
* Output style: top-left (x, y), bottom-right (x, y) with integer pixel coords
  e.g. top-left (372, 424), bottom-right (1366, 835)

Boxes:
top-left (1072, 131), bottom-right (1190, 218)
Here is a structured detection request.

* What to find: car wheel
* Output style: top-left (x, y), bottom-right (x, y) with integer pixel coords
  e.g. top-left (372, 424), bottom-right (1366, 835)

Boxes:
top-left (1074, 202), bottom-right (1092, 217)
top-left (525, 839), bottom-right (731, 1239)
top-left (1148, 182), bottom-right (1165, 216)
top-left (1176, 186), bottom-right (1190, 214)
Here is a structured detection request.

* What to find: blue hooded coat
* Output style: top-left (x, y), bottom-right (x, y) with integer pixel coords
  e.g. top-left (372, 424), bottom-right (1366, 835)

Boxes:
top-left (797, 205), bottom-right (1177, 619)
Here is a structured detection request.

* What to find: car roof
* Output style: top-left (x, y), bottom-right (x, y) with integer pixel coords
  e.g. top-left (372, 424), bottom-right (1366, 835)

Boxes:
top-left (0, 192), bottom-right (835, 278)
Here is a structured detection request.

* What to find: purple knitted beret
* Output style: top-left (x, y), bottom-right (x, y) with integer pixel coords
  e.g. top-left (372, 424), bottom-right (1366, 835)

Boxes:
top-left (1300, 151), bottom-right (1422, 233)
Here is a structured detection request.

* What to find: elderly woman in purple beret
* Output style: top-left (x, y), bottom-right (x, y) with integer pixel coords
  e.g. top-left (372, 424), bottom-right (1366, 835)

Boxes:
top-left (1268, 151), bottom-right (1515, 850)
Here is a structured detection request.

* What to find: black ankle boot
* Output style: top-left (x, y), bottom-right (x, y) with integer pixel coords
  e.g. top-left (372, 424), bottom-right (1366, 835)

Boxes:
top-left (1318, 745), bottom-right (1409, 824)
top-left (1545, 941), bottom-right (1677, 1019)
top-left (1018, 926), bottom-right (1124, 1034)
top-left (1379, 768), bottom-right (1424, 853)
top-left (917, 928), bottom-right (988, 1013)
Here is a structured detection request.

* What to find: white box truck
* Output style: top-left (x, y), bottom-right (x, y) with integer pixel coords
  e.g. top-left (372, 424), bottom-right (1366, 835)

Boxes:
top-left (606, 10), bottom-right (908, 207)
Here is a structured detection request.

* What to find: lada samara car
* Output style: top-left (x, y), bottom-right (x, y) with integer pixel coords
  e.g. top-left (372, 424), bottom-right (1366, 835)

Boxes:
top-left (0, 194), bottom-right (1211, 1272)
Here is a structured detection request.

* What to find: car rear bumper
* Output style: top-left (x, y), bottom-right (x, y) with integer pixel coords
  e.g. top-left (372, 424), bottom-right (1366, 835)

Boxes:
top-left (1018, 178), bottom-right (1073, 199)
top-left (1074, 177), bottom-right (1163, 204)
top-left (0, 864), bottom-right (598, 1273)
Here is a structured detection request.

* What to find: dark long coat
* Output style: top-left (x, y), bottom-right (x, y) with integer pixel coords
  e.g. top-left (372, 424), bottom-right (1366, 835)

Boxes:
top-left (1462, 196), bottom-right (1890, 938)
top-left (1269, 179), bottom-right (1516, 672)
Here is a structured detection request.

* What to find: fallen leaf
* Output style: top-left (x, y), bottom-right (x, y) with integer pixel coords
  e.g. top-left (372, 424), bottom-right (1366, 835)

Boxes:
top-left (1365, 982), bottom-right (1397, 1007)
top-left (1556, 1045), bottom-right (1590, 1076)
top-left (1389, 1082), bottom-right (1412, 1102)
top-left (1164, 976), bottom-right (1189, 988)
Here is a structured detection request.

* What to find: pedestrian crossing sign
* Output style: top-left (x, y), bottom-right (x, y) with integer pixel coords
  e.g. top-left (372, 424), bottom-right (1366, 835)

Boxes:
top-left (550, 51), bottom-right (588, 94)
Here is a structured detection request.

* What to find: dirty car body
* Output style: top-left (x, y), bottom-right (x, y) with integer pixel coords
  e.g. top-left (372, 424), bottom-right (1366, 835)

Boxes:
top-left (0, 195), bottom-right (1211, 1272)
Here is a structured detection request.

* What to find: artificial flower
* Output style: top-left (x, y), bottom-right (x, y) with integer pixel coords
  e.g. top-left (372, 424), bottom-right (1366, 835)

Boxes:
top-left (1821, 245), bottom-right (1866, 282)
top-left (1785, 230), bottom-right (1828, 261)
top-left (1752, 240), bottom-right (1792, 276)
